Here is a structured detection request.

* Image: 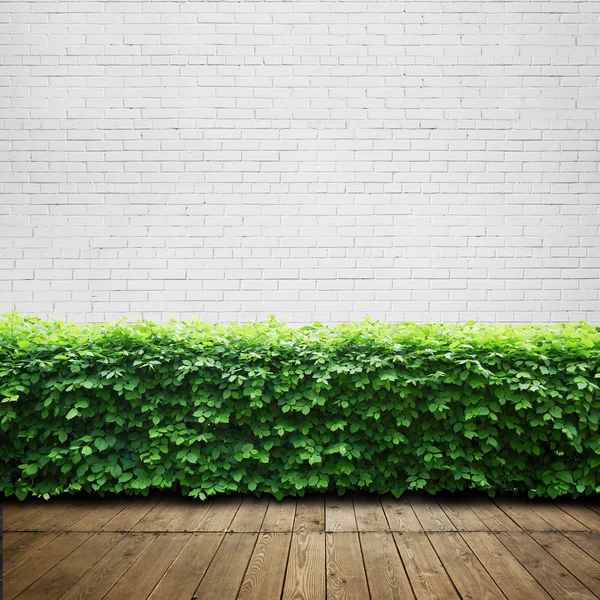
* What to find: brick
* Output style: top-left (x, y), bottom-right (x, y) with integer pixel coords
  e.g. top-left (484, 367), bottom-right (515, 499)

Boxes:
top-left (1, 1), bottom-right (598, 323)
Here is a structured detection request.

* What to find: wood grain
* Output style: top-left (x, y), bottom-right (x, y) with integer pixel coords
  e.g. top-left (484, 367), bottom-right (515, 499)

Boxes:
top-left (352, 494), bottom-right (389, 532)
top-left (17, 500), bottom-right (76, 532)
top-left (4, 532), bottom-right (60, 573)
top-left (325, 495), bottom-right (357, 532)
top-left (2, 531), bottom-right (31, 550)
top-left (6, 493), bottom-right (600, 600)
top-left (462, 531), bottom-right (552, 600)
top-left (131, 499), bottom-right (186, 532)
top-left (294, 497), bottom-right (325, 533)
top-left (100, 497), bottom-right (160, 531)
top-left (393, 532), bottom-right (460, 600)
top-left (326, 532), bottom-right (370, 600)
top-left (428, 532), bottom-right (506, 600)
top-left (529, 504), bottom-right (590, 532)
top-left (102, 533), bottom-right (189, 600)
top-left (196, 496), bottom-right (242, 532)
top-left (4, 532), bottom-right (91, 600)
top-left (162, 499), bottom-right (213, 532)
top-left (497, 532), bottom-right (597, 600)
top-left (69, 499), bottom-right (132, 532)
top-left (557, 503), bottom-right (600, 533)
top-left (57, 533), bottom-right (156, 600)
top-left (464, 498), bottom-right (521, 532)
top-left (147, 533), bottom-right (224, 600)
top-left (13, 533), bottom-right (122, 600)
top-left (238, 533), bottom-right (292, 600)
top-left (229, 496), bottom-right (270, 532)
top-left (282, 532), bottom-right (326, 600)
top-left (493, 498), bottom-right (555, 531)
top-left (361, 532), bottom-right (415, 600)
top-left (409, 494), bottom-right (456, 532)
top-left (564, 532), bottom-right (600, 562)
top-left (381, 496), bottom-right (423, 532)
top-left (261, 498), bottom-right (296, 532)
top-left (530, 532), bottom-right (600, 596)
top-left (3, 501), bottom-right (45, 530)
top-left (437, 497), bottom-right (488, 532)
top-left (192, 532), bottom-right (258, 600)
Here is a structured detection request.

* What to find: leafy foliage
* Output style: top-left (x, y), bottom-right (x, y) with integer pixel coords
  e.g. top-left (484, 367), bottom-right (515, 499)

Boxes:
top-left (1, 313), bottom-right (599, 501)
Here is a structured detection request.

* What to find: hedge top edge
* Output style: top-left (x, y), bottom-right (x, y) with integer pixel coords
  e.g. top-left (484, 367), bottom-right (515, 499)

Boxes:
top-left (1, 312), bottom-right (599, 353)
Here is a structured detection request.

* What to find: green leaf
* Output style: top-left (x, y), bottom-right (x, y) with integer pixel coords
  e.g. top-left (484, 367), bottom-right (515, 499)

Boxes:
top-left (110, 465), bottom-right (123, 478)
top-left (94, 438), bottom-right (109, 452)
top-left (556, 471), bottom-right (574, 484)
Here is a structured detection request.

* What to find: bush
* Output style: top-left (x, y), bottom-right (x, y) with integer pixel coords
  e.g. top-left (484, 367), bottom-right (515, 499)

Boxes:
top-left (1, 313), bottom-right (599, 501)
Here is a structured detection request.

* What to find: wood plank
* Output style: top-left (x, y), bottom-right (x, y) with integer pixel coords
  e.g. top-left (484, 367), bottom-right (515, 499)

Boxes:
top-left (326, 532), bottom-right (370, 600)
top-left (360, 532), bottom-right (415, 600)
top-left (282, 532), bottom-right (326, 600)
top-left (529, 503), bottom-right (590, 532)
top-left (32, 501), bottom-right (100, 532)
top-left (381, 496), bottom-right (423, 532)
top-left (465, 497), bottom-right (521, 532)
top-left (196, 496), bottom-right (242, 532)
top-left (4, 532), bottom-right (60, 573)
top-left (530, 532), bottom-right (600, 596)
top-left (2, 501), bottom-right (45, 529)
top-left (70, 499), bottom-right (132, 531)
top-left (12, 500), bottom-right (75, 531)
top-left (238, 533), bottom-right (292, 600)
top-left (294, 497), bottom-right (325, 533)
top-left (497, 532), bottom-right (597, 600)
top-left (2, 531), bottom-right (30, 550)
top-left (4, 532), bottom-right (91, 600)
top-left (352, 494), bottom-right (389, 532)
top-left (102, 533), bottom-right (190, 600)
top-left (409, 494), bottom-right (456, 532)
top-left (428, 532), bottom-right (506, 600)
top-left (100, 496), bottom-right (160, 531)
top-left (2, 501), bottom-right (33, 523)
top-left (393, 532), bottom-right (459, 600)
top-left (57, 533), bottom-right (156, 600)
top-left (13, 533), bottom-right (122, 600)
top-left (586, 503), bottom-right (600, 516)
top-left (462, 531), bottom-right (552, 600)
top-left (229, 496), bottom-right (270, 532)
top-left (5, 501), bottom-right (58, 531)
top-left (61, 500), bottom-right (122, 532)
top-left (558, 503), bottom-right (600, 533)
top-left (148, 533), bottom-right (224, 600)
top-left (193, 532), bottom-right (258, 600)
top-left (493, 498), bottom-right (554, 531)
top-left (325, 495), bottom-right (357, 532)
top-left (131, 499), bottom-right (185, 532)
top-left (437, 497), bottom-right (488, 532)
top-left (162, 499), bottom-right (213, 532)
top-left (564, 532), bottom-right (600, 563)
top-left (261, 498), bottom-right (296, 533)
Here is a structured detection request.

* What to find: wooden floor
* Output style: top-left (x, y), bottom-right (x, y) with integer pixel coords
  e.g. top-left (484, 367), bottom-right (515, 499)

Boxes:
top-left (3, 492), bottom-right (600, 600)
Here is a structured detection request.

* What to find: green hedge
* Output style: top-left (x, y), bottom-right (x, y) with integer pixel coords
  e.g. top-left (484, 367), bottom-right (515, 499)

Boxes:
top-left (1, 314), bottom-right (599, 501)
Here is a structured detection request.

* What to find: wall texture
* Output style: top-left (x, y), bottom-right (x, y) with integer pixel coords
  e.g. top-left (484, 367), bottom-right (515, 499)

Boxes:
top-left (1, 0), bottom-right (599, 323)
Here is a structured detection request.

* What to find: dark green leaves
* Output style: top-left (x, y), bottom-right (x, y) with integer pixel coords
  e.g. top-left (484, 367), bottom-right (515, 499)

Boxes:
top-left (0, 313), bottom-right (598, 501)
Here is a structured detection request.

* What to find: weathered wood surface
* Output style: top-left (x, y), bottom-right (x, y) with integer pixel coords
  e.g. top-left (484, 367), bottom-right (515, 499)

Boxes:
top-left (3, 492), bottom-right (600, 600)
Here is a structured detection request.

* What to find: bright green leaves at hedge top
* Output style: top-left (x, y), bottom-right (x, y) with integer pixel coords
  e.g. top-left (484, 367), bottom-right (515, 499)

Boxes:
top-left (1, 313), bottom-right (599, 501)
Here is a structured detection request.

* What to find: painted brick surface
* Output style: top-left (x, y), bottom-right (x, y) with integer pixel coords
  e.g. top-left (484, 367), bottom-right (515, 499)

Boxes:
top-left (1, 0), bottom-right (599, 323)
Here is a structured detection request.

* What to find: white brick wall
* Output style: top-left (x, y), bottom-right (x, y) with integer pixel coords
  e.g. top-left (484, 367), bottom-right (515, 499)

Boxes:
top-left (1, 0), bottom-right (599, 323)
